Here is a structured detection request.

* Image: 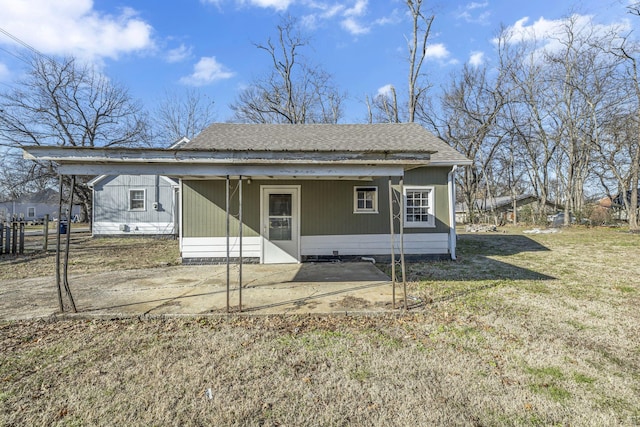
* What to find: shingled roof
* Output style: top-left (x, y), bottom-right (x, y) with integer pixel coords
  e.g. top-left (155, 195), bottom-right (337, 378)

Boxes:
top-left (182, 123), bottom-right (470, 165)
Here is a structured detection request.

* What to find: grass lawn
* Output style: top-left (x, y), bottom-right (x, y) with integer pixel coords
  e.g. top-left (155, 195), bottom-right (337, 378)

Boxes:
top-left (1, 227), bottom-right (639, 425)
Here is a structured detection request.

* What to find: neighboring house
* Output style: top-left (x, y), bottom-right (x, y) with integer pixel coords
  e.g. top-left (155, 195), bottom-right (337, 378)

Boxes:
top-left (88, 175), bottom-right (179, 236)
top-left (22, 123), bottom-right (472, 264)
top-left (0, 188), bottom-right (81, 223)
top-left (597, 189), bottom-right (640, 221)
top-left (456, 194), bottom-right (557, 224)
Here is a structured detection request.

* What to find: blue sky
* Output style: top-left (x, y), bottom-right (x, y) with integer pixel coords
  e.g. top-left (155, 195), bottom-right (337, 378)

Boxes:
top-left (0, 0), bottom-right (634, 123)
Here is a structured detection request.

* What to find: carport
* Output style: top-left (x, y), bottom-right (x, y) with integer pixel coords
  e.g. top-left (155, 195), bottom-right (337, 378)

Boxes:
top-left (22, 144), bottom-right (419, 314)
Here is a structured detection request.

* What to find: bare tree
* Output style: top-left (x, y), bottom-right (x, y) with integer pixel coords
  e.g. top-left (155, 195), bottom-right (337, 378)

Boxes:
top-left (367, 1), bottom-right (434, 124)
top-left (0, 56), bottom-right (152, 220)
top-left (407, 0), bottom-right (434, 123)
top-left (365, 86), bottom-right (400, 123)
top-left (154, 89), bottom-right (216, 144)
top-left (230, 16), bottom-right (345, 124)
top-left (433, 64), bottom-right (508, 223)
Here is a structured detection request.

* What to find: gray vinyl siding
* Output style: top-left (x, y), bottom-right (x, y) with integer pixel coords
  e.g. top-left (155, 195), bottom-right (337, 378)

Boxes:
top-left (182, 166), bottom-right (451, 238)
top-left (93, 175), bottom-right (177, 224)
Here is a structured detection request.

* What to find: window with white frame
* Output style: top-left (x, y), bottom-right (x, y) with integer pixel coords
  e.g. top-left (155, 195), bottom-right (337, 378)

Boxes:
top-left (354, 186), bottom-right (378, 213)
top-left (27, 207), bottom-right (36, 218)
top-left (404, 186), bottom-right (434, 227)
top-left (129, 189), bottom-right (146, 211)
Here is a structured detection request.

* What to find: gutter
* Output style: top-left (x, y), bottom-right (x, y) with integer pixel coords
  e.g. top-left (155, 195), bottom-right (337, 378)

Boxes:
top-left (448, 165), bottom-right (458, 260)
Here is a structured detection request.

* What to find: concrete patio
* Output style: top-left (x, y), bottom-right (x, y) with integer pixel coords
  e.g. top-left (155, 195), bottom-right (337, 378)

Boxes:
top-left (0, 262), bottom-right (402, 320)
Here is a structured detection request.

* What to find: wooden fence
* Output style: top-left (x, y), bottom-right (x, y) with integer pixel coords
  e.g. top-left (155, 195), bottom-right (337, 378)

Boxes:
top-left (0, 221), bottom-right (25, 255)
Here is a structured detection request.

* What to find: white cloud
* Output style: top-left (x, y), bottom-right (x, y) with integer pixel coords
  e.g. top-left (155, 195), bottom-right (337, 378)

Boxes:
top-left (180, 56), bottom-right (235, 86)
top-left (374, 10), bottom-right (402, 26)
top-left (166, 44), bottom-right (192, 63)
top-left (0, 0), bottom-right (154, 61)
top-left (0, 62), bottom-right (10, 81)
top-left (469, 51), bottom-right (484, 67)
top-left (376, 84), bottom-right (395, 98)
top-left (456, 1), bottom-right (490, 25)
top-left (202, 0), bottom-right (293, 11)
top-left (341, 17), bottom-right (370, 35)
top-left (246, 0), bottom-right (293, 11)
top-left (344, 0), bottom-right (367, 17)
top-left (498, 14), bottom-right (630, 51)
top-left (425, 43), bottom-right (450, 60)
top-left (304, 0), bottom-right (395, 36)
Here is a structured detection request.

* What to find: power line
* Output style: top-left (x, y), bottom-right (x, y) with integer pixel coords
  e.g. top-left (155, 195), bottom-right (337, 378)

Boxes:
top-left (0, 45), bottom-right (30, 66)
top-left (0, 26), bottom-right (49, 61)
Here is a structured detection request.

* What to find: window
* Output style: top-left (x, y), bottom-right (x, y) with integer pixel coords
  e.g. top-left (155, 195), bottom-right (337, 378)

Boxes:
top-left (129, 189), bottom-right (146, 211)
top-left (354, 186), bottom-right (378, 213)
top-left (27, 207), bottom-right (36, 218)
top-left (404, 186), bottom-right (434, 227)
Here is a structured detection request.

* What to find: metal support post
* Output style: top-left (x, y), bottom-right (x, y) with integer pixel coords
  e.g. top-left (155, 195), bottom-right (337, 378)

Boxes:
top-left (62, 175), bottom-right (77, 312)
top-left (399, 177), bottom-right (407, 310)
top-left (225, 175), bottom-right (230, 313)
top-left (388, 176), bottom-right (407, 310)
top-left (55, 176), bottom-right (64, 312)
top-left (238, 175), bottom-right (243, 312)
top-left (388, 178), bottom-right (396, 309)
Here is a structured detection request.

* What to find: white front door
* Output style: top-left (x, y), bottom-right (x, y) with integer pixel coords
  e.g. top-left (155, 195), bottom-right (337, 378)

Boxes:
top-left (261, 186), bottom-right (300, 264)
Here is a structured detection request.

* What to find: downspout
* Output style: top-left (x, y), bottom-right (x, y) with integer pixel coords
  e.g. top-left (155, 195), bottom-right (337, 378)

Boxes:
top-left (448, 165), bottom-right (458, 260)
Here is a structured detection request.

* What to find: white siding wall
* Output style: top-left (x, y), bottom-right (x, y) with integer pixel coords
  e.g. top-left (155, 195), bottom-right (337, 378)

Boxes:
top-left (181, 237), bottom-right (262, 259)
top-left (93, 222), bottom-right (176, 235)
top-left (180, 233), bottom-right (449, 261)
top-left (301, 233), bottom-right (450, 256)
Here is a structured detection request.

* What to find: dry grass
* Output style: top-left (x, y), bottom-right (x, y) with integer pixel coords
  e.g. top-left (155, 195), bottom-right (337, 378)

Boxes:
top-left (0, 233), bottom-right (180, 280)
top-left (1, 226), bottom-right (639, 426)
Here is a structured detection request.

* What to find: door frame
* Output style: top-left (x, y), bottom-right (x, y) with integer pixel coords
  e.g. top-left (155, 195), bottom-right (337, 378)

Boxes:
top-left (260, 184), bottom-right (301, 264)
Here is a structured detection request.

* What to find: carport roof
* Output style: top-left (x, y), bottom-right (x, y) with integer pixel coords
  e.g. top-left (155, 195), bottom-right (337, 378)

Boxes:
top-left (21, 123), bottom-right (471, 177)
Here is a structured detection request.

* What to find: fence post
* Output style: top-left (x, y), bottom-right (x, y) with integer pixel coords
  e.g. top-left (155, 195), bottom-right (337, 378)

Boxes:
top-left (43, 214), bottom-right (49, 251)
top-left (4, 223), bottom-right (9, 254)
top-left (19, 222), bottom-right (24, 254)
top-left (0, 222), bottom-right (3, 255)
top-left (11, 222), bottom-right (17, 254)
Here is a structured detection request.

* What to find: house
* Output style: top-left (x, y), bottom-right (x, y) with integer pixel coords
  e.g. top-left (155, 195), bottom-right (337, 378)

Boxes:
top-left (22, 123), bottom-right (472, 264)
top-left (596, 189), bottom-right (640, 222)
top-left (0, 188), bottom-right (81, 223)
top-left (456, 194), bottom-right (557, 224)
top-left (87, 175), bottom-right (179, 236)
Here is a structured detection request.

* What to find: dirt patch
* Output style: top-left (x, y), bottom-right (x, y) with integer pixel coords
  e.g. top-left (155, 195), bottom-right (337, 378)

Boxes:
top-left (330, 295), bottom-right (371, 309)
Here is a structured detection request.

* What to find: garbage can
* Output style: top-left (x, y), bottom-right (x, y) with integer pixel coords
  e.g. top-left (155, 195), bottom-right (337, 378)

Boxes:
top-left (59, 221), bottom-right (67, 234)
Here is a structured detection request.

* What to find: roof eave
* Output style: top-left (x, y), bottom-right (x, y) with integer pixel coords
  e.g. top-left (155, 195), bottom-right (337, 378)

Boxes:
top-left (23, 146), bottom-right (434, 164)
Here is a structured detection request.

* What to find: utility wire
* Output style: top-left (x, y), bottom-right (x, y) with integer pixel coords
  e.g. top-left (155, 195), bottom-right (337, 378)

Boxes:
top-left (0, 45), bottom-right (30, 65)
top-left (0, 26), bottom-right (50, 61)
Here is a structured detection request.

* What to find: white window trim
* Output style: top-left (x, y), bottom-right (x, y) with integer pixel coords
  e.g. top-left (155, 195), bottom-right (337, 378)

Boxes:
top-left (353, 186), bottom-right (378, 214)
top-left (129, 189), bottom-right (146, 211)
top-left (27, 207), bottom-right (36, 218)
top-left (404, 185), bottom-right (435, 228)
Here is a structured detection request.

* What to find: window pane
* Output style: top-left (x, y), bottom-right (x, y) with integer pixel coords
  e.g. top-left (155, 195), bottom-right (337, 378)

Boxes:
top-left (269, 194), bottom-right (291, 216)
top-left (130, 190), bottom-right (144, 209)
top-left (405, 189), bottom-right (431, 223)
top-left (269, 218), bottom-right (291, 240)
top-left (355, 187), bottom-right (376, 212)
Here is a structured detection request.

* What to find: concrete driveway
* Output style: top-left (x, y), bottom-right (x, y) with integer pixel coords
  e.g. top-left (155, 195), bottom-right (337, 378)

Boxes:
top-left (0, 262), bottom-right (400, 320)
